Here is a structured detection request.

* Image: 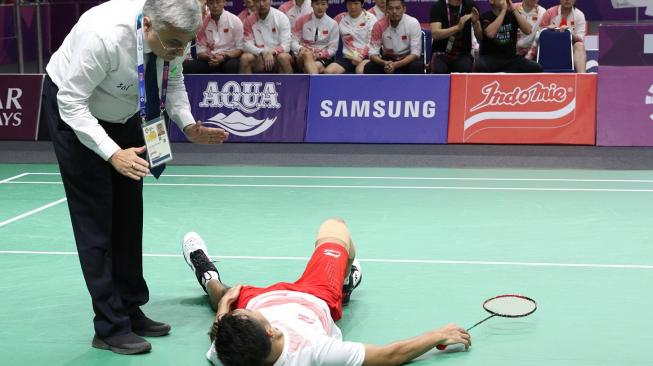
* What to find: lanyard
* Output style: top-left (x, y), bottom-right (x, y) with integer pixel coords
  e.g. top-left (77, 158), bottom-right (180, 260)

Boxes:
top-left (445, 0), bottom-right (463, 26)
top-left (136, 13), bottom-right (169, 121)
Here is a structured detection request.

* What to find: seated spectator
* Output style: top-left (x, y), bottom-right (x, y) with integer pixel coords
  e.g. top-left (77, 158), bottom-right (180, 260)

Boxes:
top-left (429, 0), bottom-right (482, 74)
top-left (476, 0), bottom-right (542, 73)
top-left (539, 0), bottom-right (586, 72)
top-left (238, 0), bottom-right (256, 22)
top-left (324, 0), bottom-right (377, 74)
top-left (240, 0), bottom-right (294, 73)
top-left (291, 0), bottom-right (339, 74)
top-left (279, 0), bottom-right (313, 27)
top-left (183, 0), bottom-right (243, 74)
top-left (368, 0), bottom-right (386, 18)
top-left (514, 0), bottom-right (545, 58)
top-left (363, 0), bottom-right (424, 74)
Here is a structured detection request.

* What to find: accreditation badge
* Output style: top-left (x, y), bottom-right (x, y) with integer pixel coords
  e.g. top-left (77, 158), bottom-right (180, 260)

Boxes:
top-left (142, 116), bottom-right (173, 168)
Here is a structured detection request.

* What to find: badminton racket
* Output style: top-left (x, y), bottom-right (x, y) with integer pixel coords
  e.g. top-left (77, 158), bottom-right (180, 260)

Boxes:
top-left (436, 294), bottom-right (537, 350)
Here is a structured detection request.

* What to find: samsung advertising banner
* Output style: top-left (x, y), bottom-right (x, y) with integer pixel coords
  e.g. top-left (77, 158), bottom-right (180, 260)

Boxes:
top-left (170, 75), bottom-right (309, 142)
top-left (597, 66), bottom-right (653, 146)
top-left (305, 75), bottom-right (450, 144)
top-left (448, 73), bottom-right (597, 145)
top-left (0, 74), bottom-right (44, 141)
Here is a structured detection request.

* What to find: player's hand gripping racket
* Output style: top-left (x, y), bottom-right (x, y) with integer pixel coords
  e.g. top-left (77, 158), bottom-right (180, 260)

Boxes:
top-left (436, 294), bottom-right (537, 350)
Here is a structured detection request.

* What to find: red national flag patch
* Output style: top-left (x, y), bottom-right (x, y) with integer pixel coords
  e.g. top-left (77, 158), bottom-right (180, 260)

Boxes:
top-left (401, 35), bottom-right (407, 40)
top-left (322, 30), bottom-right (328, 35)
top-left (224, 28), bottom-right (229, 32)
top-left (272, 27), bottom-right (277, 32)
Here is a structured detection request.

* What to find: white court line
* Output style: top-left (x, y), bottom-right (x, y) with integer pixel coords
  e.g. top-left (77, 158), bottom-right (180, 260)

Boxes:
top-left (0, 173), bottom-right (30, 184)
top-left (5, 180), bottom-right (653, 192)
top-left (18, 172), bottom-right (653, 183)
top-left (0, 250), bottom-right (652, 269)
top-left (0, 198), bottom-right (67, 228)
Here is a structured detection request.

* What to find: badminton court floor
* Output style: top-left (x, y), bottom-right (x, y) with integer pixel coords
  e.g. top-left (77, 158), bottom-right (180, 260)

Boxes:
top-left (1, 163), bottom-right (652, 365)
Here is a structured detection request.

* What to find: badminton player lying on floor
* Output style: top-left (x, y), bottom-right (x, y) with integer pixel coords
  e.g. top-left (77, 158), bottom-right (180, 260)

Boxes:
top-left (182, 218), bottom-right (471, 366)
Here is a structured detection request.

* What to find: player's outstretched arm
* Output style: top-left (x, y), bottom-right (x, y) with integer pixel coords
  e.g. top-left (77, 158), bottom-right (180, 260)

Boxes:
top-left (362, 324), bottom-right (470, 366)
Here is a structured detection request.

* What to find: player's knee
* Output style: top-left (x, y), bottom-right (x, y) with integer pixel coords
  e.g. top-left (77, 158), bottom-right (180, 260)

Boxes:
top-left (315, 218), bottom-right (352, 252)
top-left (240, 53), bottom-right (255, 65)
top-left (277, 52), bottom-right (292, 65)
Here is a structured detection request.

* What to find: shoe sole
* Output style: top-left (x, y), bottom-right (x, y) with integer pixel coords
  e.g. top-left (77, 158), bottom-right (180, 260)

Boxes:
top-left (182, 235), bottom-right (208, 270)
top-left (92, 337), bottom-right (152, 355)
top-left (133, 328), bottom-right (171, 337)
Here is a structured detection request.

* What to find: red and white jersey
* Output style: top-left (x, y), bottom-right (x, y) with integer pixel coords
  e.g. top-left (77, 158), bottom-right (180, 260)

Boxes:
top-left (242, 8), bottom-right (292, 55)
top-left (237, 8), bottom-right (254, 22)
top-left (539, 5), bottom-right (587, 43)
top-left (369, 14), bottom-right (422, 60)
top-left (333, 10), bottom-right (377, 60)
top-left (513, 3), bottom-right (545, 56)
top-left (278, 0), bottom-right (313, 28)
top-left (195, 11), bottom-right (244, 55)
top-left (368, 4), bottom-right (384, 19)
top-left (291, 13), bottom-right (340, 59)
top-left (207, 290), bottom-right (365, 366)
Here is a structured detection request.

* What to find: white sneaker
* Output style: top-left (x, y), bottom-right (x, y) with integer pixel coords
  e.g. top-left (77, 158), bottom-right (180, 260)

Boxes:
top-left (342, 259), bottom-right (362, 305)
top-left (182, 232), bottom-right (220, 292)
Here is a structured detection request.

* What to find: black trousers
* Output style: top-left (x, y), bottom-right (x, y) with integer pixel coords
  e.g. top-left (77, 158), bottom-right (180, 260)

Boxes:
top-left (182, 58), bottom-right (240, 74)
top-left (475, 55), bottom-right (543, 73)
top-left (363, 58), bottom-right (425, 74)
top-left (42, 75), bottom-right (149, 338)
top-left (431, 53), bottom-right (474, 74)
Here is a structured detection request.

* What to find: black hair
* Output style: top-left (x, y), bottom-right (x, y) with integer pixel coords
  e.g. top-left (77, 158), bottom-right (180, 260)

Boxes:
top-left (215, 313), bottom-right (272, 366)
top-left (344, 0), bottom-right (364, 4)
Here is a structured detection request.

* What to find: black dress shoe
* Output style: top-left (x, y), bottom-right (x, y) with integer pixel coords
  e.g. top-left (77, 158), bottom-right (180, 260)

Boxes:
top-left (92, 332), bottom-right (151, 355)
top-left (131, 316), bottom-right (171, 337)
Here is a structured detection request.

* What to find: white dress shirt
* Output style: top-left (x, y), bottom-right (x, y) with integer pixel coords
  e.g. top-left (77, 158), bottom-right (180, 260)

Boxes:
top-left (46, 0), bottom-right (194, 161)
top-left (291, 13), bottom-right (340, 58)
top-left (369, 14), bottom-right (422, 60)
top-left (242, 8), bottom-right (292, 56)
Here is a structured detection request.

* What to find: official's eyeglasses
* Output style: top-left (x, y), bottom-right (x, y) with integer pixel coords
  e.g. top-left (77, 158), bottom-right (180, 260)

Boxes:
top-left (155, 32), bottom-right (188, 55)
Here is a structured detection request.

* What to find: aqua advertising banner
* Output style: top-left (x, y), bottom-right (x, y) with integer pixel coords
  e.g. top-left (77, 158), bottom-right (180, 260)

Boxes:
top-left (305, 75), bottom-right (450, 143)
top-left (170, 75), bottom-right (309, 142)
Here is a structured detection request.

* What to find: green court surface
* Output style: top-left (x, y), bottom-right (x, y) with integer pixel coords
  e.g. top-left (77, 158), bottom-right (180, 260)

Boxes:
top-left (1, 163), bottom-right (652, 365)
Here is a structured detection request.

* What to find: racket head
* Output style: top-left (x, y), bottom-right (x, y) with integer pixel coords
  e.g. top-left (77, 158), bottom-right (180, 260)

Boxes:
top-left (482, 294), bottom-right (537, 318)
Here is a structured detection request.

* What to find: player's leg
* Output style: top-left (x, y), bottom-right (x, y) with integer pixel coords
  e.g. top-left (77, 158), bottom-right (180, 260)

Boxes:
top-left (314, 218), bottom-right (361, 305)
top-left (573, 41), bottom-right (587, 73)
top-left (239, 52), bottom-right (256, 73)
top-left (275, 52), bottom-right (295, 74)
top-left (182, 232), bottom-right (228, 310)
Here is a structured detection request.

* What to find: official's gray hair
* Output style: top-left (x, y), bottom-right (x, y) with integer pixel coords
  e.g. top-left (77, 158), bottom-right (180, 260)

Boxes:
top-left (143, 0), bottom-right (202, 35)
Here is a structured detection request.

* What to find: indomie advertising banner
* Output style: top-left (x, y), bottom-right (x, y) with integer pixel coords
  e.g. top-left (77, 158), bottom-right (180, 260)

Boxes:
top-left (0, 74), bottom-right (44, 141)
top-left (170, 74), bottom-right (309, 142)
top-left (448, 73), bottom-right (597, 145)
top-left (305, 75), bottom-right (450, 144)
top-left (597, 66), bottom-right (653, 146)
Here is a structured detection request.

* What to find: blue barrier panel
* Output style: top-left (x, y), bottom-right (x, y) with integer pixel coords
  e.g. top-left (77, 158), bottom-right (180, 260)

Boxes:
top-left (305, 74), bottom-right (450, 143)
top-left (170, 74), bottom-right (309, 142)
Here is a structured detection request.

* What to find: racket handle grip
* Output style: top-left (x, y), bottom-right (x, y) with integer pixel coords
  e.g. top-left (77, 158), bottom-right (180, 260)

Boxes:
top-left (436, 344), bottom-right (447, 350)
